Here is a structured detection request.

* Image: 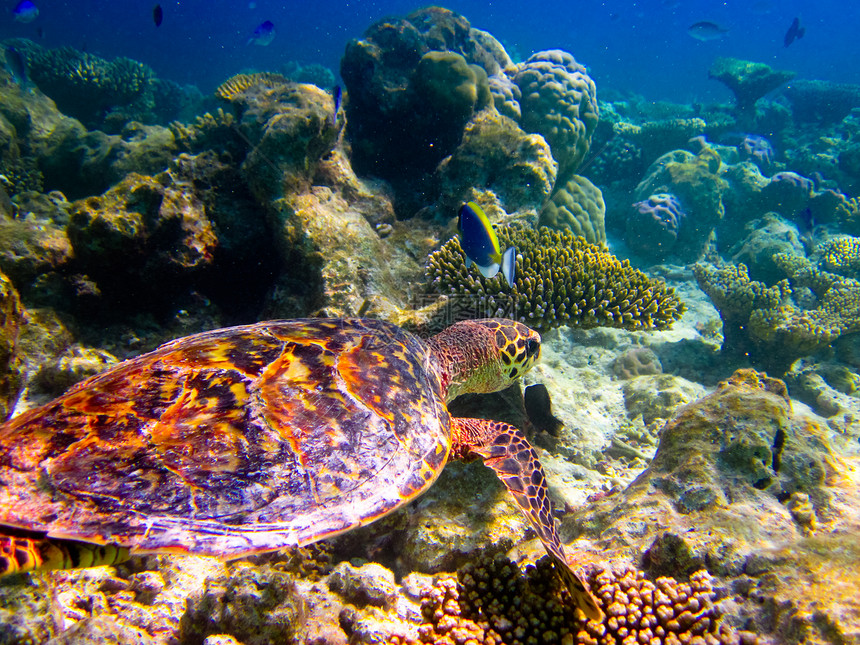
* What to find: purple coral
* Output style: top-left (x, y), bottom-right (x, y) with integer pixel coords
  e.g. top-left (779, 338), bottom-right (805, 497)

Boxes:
top-left (739, 134), bottom-right (775, 169)
top-left (627, 193), bottom-right (687, 259)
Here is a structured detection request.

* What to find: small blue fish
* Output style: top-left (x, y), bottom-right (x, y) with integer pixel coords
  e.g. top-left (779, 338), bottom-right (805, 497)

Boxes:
top-left (457, 202), bottom-right (516, 287)
top-left (687, 21), bottom-right (729, 41)
top-left (153, 4), bottom-right (163, 27)
top-left (12, 0), bottom-right (38, 23)
top-left (331, 85), bottom-right (342, 125)
top-left (247, 20), bottom-right (275, 46)
top-left (4, 46), bottom-right (29, 90)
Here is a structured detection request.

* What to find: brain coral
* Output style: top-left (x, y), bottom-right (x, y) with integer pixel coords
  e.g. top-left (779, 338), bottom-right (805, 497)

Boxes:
top-left (511, 50), bottom-right (599, 178)
top-left (418, 553), bottom-right (750, 645)
top-left (427, 225), bottom-right (684, 331)
top-left (539, 174), bottom-right (606, 246)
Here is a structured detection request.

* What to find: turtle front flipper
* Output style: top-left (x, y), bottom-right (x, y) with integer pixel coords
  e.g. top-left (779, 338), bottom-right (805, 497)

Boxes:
top-left (451, 417), bottom-right (604, 622)
top-left (0, 532), bottom-right (129, 576)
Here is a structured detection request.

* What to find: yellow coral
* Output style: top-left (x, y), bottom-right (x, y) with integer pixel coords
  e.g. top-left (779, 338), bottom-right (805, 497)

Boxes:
top-left (215, 72), bottom-right (290, 101)
top-left (428, 225), bottom-right (684, 331)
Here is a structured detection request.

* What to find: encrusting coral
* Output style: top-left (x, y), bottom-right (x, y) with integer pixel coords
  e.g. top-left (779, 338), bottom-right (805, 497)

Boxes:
top-left (539, 174), bottom-right (606, 246)
top-left (417, 553), bottom-right (751, 645)
top-left (427, 225), bottom-right (684, 331)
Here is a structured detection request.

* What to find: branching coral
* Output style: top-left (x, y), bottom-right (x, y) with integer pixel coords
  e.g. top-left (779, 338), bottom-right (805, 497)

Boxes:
top-left (427, 225), bottom-right (684, 331)
top-left (418, 554), bottom-right (751, 645)
top-left (694, 260), bottom-right (860, 372)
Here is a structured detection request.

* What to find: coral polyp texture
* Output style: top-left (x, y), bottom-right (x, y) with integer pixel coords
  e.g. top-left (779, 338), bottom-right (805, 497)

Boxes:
top-left (427, 225), bottom-right (684, 331)
top-left (509, 49), bottom-right (599, 178)
top-left (418, 553), bottom-right (749, 645)
top-left (539, 174), bottom-right (607, 246)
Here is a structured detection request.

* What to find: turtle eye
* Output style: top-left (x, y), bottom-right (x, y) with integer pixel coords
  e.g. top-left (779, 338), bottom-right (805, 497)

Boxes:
top-left (526, 338), bottom-right (540, 358)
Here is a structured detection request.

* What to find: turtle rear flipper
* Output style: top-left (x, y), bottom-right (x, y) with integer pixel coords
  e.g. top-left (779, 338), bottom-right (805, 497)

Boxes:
top-left (0, 532), bottom-right (129, 576)
top-left (451, 417), bottom-right (604, 622)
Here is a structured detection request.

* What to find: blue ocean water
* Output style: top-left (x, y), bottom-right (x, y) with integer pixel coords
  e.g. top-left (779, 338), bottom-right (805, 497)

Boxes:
top-left (2, 0), bottom-right (859, 102)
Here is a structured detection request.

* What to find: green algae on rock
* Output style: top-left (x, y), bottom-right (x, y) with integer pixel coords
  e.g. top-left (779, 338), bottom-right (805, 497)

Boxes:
top-left (428, 225), bottom-right (684, 331)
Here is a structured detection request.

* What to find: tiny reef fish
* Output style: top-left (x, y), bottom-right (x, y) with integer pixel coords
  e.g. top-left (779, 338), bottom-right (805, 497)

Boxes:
top-left (784, 17), bottom-right (805, 48)
top-left (12, 0), bottom-right (38, 23)
top-left (332, 85), bottom-right (342, 125)
top-left (153, 4), bottom-right (163, 27)
top-left (457, 201), bottom-right (516, 287)
top-left (247, 20), bottom-right (275, 46)
top-left (687, 21), bottom-right (728, 41)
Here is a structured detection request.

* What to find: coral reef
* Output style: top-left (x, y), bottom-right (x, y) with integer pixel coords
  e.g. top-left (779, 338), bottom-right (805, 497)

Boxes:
top-left (738, 134), bottom-right (775, 172)
top-left (627, 193), bottom-right (687, 261)
top-left (708, 57), bottom-right (795, 112)
top-left (780, 79), bottom-right (860, 124)
top-left (7, 39), bottom-right (156, 131)
top-left (214, 72), bottom-right (290, 101)
top-left (539, 174), bottom-right (606, 246)
top-left (633, 147), bottom-right (726, 261)
top-left (435, 109), bottom-right (557, 214)
top-left (340, 6), bottom-right (506, 203)
top-left (509, 49), bottom-right (599, 179)
top-left (427, 225), bottom-right (685, 331)
top-left (693, 259), bottom-right (860, 373)
top-left (418, 553), bottom-right (748, 645)
top-left (0, 270), bottom-right (22, 419)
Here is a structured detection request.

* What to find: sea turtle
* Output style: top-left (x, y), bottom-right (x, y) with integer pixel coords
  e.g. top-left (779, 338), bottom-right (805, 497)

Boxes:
top-left (0, 317), bottom-right (602, 620)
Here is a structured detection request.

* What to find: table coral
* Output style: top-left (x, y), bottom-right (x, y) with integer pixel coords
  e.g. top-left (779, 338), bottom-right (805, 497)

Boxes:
top-left (418, 553), bottom-right (750, 645)
top-left (539, 174), bottom-right (606, 245)
top-left (427, 225), bottom-right (684, 331)
top-left (708, 57), bottom-right (795, 112)
top-left (511, 50), bottom-right (599, 179)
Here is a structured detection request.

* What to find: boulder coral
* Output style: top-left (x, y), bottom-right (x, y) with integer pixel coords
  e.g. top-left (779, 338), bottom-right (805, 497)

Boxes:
top-left (509, 49), bottom-right (599, 179)
top-left (627, 193), bottom-right (687, 261)
top-left (539, 174), bottom-right (606, 246)
top-left (633, 147), bottom-right (727, 261)
top-left (340, 7), bottom-right (507, 194)
top-left (427, 225), bottom-right (684, 331)
top-left (435, 109), bottom-right (557, 214)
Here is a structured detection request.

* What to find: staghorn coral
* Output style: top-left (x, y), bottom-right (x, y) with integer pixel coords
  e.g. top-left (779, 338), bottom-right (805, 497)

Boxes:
top-left (511, 49), bottom-right (599, 178)
top-left (694, 260), bottom-right (860, 372)
top-left (418, 553), bottom-right (749, 645)
top-left (539, 174), bottom-right (606, 246)
top-left (427, 225), bottom-right (684, 331)
top-left (215, 72), bottom-right (291, 101)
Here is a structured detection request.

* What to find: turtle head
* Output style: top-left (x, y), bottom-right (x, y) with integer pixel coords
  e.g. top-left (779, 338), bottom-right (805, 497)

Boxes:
top-left (429, 318), bottom-right (541, 402)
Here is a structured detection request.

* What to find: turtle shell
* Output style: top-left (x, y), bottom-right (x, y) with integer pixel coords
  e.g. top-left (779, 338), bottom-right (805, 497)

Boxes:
top-left (0, 318), bottom-right (451, 557)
